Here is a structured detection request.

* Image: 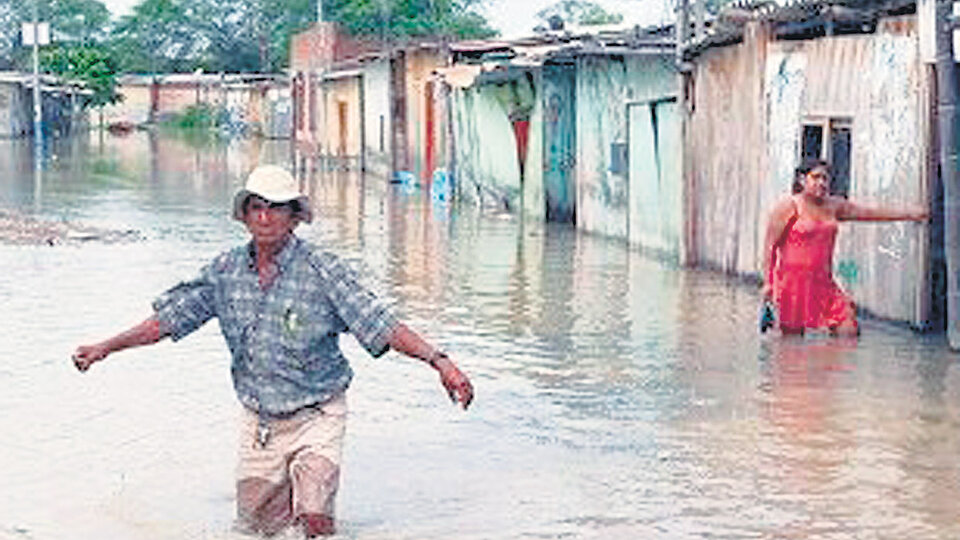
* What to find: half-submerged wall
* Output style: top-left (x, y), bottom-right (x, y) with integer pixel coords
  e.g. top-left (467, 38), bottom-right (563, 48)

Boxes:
top-left (451, 70), bottom-right (540, 213)
top-left (688, 16), bottom-right (930, 325)
top-left (576, 52), bottom-right (681, 257)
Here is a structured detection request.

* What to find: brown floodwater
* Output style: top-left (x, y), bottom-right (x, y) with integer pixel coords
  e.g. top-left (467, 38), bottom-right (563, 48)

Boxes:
top-left (1, 131), bottom-right (959, 539)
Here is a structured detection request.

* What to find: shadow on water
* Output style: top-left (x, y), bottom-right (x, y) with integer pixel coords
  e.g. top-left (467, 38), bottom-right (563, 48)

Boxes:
top-left (1, 131), bottom-right (959, 539)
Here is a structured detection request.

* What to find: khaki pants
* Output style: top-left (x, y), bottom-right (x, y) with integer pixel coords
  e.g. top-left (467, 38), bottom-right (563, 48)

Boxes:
top-left (235, 394), bottom-right (346, 535)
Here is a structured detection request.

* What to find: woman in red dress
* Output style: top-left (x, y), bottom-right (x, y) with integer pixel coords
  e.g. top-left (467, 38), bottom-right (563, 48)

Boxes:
top-left (761, 160), bottom-right (928, 336)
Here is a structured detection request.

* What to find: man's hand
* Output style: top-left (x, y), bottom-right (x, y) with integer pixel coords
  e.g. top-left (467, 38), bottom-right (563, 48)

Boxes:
top-left (72, 344), bottom-right (110, 372)
top-left (433, 354), bottom-right (474, 410)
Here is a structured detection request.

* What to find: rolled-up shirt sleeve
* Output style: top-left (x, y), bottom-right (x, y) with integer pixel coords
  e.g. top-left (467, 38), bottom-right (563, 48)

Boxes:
top-left (315, 253), bottom-right (399, 358)
top-left (152, 264), bottom-right (217, 342)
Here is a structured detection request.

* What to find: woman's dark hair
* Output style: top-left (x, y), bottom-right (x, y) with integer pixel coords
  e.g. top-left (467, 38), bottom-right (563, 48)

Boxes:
top-left (791, 166), bottom-right (805, 194)
top-left (792, 158), bottom-right (831, 193)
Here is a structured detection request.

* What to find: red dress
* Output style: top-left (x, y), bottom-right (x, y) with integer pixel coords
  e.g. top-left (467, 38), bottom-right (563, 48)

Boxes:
top-left (772, 215), bottom-right (856, 332)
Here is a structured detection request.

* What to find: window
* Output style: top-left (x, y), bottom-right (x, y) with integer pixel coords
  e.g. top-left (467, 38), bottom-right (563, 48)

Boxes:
top-left (609, 141), bottom-right (628, 175)
top-left (800, 117), bottom-right (852, 198)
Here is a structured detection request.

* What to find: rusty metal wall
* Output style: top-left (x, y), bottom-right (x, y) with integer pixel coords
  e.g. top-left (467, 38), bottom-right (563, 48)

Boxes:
top-left (686, 22), bottom-right (769, 273)
top-left (689, 16), bottom-right (930, 325)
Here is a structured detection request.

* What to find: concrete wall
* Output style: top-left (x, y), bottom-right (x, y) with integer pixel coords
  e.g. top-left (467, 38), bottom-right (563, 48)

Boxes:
top-left (319, 74), bottom-right (363, 160)
top-left (450, 71), bottom-right (540, 212)
top-left (522, 83), bottom-right (545, 220)
top-left (403, 48), bottom-right (446, 182)
top-left (576, 53), bottom-right (680, 245)
top-left (628, 98), bottom-right (683, 258)
top-left (101, 82), bottom-right (152, 126)
top-left (576, 54), bottom-right (629, 239)
top-left (101, 77), bottom-right (290, 137)
top-left (363, 57), bottom-right (393, 178)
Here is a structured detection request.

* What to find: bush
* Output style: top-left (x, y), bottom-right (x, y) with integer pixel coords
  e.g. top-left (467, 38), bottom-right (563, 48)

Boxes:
top-left (174, 103), bottom-right (219, 129)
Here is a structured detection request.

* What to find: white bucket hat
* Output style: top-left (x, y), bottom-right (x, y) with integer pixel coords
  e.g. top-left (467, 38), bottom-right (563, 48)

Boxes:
top-left (232, 165), bottom-right (313, 223)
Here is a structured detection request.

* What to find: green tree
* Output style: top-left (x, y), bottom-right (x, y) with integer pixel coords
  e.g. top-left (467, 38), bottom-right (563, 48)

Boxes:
top-left (324, 0), bottom-right (497, 41)
top-left (3, 0), bottom-right (497, 74)
top-left (42, 43), bottom-right (122, 107)
top-left (110, 0), bottom-right (201, 72)
top-left (110, 0), bottom-right (317, 73)
top-left (536, 0), bottom-right (623, 28)
top-left (0, 0), bottom-right (120, 112)
top-left (50, 0), bottom-right (111, 44)
top-left (0, 0), bottom-right (111, 69)
top-left (0, 1), bottom-right (16, 68)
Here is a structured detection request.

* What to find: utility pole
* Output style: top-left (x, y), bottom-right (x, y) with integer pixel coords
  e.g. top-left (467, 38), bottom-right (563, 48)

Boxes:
top-left (32, 0), bottom-right (42, 163)
top-left (676, 0), bottom-right (689, 68)
top-left (937, 0), bottom-right (960, 347)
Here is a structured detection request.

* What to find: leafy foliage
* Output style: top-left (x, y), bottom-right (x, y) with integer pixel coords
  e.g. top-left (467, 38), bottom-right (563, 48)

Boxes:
top-left (109, 0), bottom-right (205, 72)
top-left (324, 0), bottom-right (497, 41)
top-left (536, 0), bottom-right (623, 28)
top-left (0, 0), bottom-right (119, 109)
top-left (0, 0), bottom-right (111, 69)
top-left (1, 0), bottom-right (497, 74)
top-left (41, 44), bottom-right (123, 107)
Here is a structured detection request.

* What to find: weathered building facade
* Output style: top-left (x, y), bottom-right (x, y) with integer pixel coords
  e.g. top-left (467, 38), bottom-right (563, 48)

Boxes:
top-left (287, 5), bottom-right (945, 329)
top-left (0, 72), bottom-right (88, 138)
top-left (684, 3), bottom-right (934, 326)
top-left (441, 32), bottom-right (681, 258)
top-left (289, 23), bottom-right (448, 180)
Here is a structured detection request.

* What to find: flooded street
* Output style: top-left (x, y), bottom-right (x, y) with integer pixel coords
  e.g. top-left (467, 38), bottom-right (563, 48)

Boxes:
top-left (2, 132), bottom-right (960, 540)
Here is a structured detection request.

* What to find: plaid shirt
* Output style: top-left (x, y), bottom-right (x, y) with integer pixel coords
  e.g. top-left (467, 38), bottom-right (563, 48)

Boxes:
top-left (152, 235), bottom-right (399, 417)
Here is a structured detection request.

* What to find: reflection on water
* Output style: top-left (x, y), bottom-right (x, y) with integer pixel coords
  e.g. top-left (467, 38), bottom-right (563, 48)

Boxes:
top-left (2, 132), bottom-right (960, 539)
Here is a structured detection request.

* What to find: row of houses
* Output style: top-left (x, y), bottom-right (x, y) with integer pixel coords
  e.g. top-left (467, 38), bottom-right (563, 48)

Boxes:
top-left (0, 0), bottom-right (945, 331)
top-left (288, 0), bottom-right (948, 331)
top-left (99, 73), bottom-right (292, 138)
top-left (0, 71), bottom-right (293, 139)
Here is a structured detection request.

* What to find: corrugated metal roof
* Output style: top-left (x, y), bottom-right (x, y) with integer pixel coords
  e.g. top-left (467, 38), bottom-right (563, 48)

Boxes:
top-left (449, 40), bottom-right (514, 53)
top-left (434, 64), bottom-right (482, 88)
top-left (682, 0), bottom-right (918, 58)
top-left (117, 73), bottom-right (287, 85)
top-left (323, 69), bottom-right (362, 81)
top-left (0, 71), bottom-right (92, 94)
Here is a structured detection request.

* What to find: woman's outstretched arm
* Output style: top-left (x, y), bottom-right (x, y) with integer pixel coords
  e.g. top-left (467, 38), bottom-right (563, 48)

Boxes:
top-left (837, 199), bottom-right (929, 222)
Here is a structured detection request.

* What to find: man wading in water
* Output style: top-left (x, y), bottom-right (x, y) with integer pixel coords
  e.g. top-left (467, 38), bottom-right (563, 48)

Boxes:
top-left (73, 165), bottom-right (474, 537)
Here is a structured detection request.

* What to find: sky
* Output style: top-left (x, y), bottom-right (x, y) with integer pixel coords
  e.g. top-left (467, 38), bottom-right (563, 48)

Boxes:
top-left (99, 0), bottom-right (675, 38)
top-left (481, 0), bottom-right (673, 38)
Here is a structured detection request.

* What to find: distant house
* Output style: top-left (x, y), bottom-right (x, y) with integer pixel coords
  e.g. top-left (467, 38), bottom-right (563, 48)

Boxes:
top-left (437, 28), bottom-right (682, 258)
top-left (289, 22), bottom-right (448, 181)
top-left (100, 73), bottom-right (291, 138)
top-left (0, 72), bottom-right (88, 138)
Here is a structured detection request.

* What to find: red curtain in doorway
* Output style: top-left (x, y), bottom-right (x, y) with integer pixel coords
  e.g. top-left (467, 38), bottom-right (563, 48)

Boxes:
top-left (512, 119), bottom-right (530, 177)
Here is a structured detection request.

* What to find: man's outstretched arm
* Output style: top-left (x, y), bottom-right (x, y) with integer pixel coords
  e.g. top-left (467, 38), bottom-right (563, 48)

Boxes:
top-left (387, 323), bottom-right (475, 410)
top-left (73, 315), bottom-right (169, 372)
